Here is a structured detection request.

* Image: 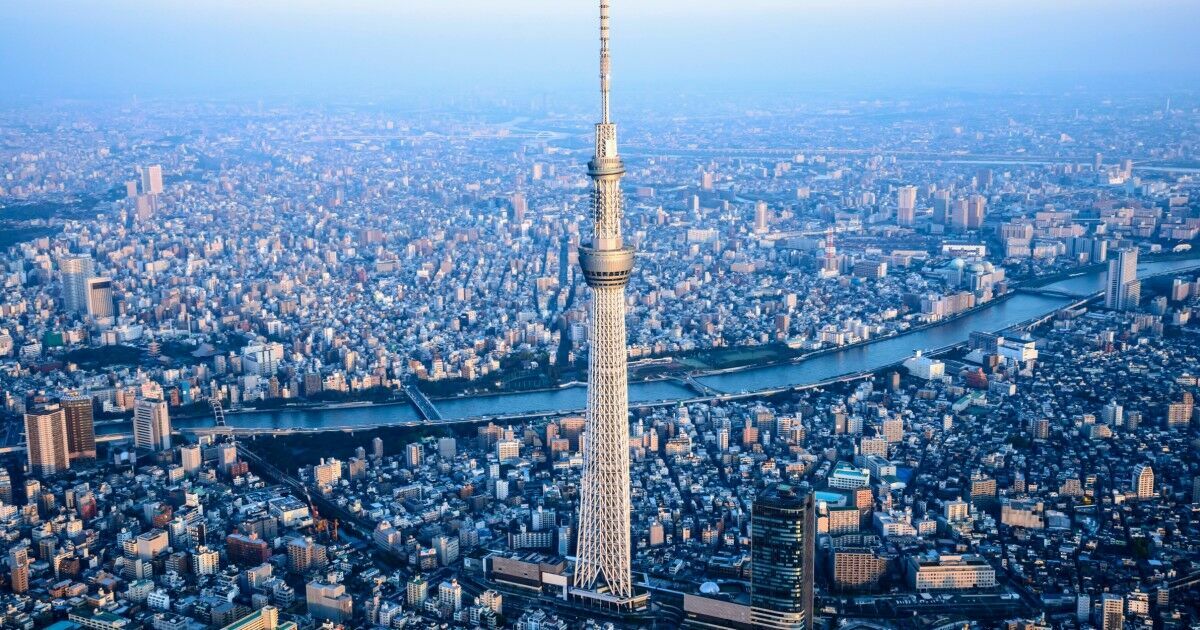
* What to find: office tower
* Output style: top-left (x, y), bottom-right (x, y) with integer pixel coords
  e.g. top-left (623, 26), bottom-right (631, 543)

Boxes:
top-left (751, 483), bottom-right (816, 629)
top-left (133, 397), bottom-right (172, 451)
top-left (60, 255), bottom-right (95, 313)
top-left (509, 192), bottom-right (527, 222)
top-left (931, 190), bottom-right (951, 224)
top-left (141, 165), bottom-right (164, 196)
top-left (896, 185), bottom-right (916, 226)
top-left (966, 194), bottom-right (986, 229)
top-left (85, 277), bottom-right (115, 318)
top-left (25, 405), bottom-right (70, 476)
top-left (372, 436), bottom-right (384, 459)
top-left (8, 545), bottom-right (29, 594)
top-left (1133, 464), bottom-right (1154, 499)
top-left (1105, 248), bottom-right (1140, 310)
top-left (572, 0), bottom-right (644, 610)
top-left (950, 198), bottom-right (969, 231)
top-left (61, 396), bottom-right (97, 460)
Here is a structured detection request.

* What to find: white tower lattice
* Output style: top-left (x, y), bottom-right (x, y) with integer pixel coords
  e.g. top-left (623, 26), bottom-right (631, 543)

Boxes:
top-left (573, 0), bottom-right (636, 603)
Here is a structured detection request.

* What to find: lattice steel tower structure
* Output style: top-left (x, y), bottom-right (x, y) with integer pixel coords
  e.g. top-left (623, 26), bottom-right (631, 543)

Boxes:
top-left (573, 0), bottom-right (640, 608)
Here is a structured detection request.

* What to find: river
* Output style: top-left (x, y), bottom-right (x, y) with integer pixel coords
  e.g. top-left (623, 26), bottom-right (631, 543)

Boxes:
top-left (129, 257), bottom-right (1199, 433)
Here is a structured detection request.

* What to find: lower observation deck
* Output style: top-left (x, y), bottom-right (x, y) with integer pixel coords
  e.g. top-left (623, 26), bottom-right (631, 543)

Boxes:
top-left (578, 244), bottom-right (634, 288)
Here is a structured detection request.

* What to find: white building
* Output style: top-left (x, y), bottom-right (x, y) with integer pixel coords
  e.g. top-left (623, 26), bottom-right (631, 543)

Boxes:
top-left (903, 351), bottom-right (945, 380)
top-left (133, 398), bottom-right (171, 451)
top-left (906, 553), bottom-right (997, 591)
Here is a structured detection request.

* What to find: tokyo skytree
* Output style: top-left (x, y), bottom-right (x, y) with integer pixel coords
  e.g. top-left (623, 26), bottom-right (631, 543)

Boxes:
top-left (572, 0), bottom-right (640, 607)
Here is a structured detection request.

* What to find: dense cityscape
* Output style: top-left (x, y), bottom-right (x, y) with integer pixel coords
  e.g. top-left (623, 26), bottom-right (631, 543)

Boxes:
top-left (3, 1), bottom-right (1200, 629)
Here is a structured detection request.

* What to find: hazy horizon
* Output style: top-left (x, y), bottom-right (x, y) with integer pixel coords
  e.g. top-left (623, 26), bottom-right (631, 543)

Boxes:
top-left (3, 0), bottom-right (1200, 102)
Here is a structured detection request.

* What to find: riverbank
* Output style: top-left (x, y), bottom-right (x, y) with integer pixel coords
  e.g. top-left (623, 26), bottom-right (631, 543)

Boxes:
top-left (88, 254), bottom-right (1200, 434)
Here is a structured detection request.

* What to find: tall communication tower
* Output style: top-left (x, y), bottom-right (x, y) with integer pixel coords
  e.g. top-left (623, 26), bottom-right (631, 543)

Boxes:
top-left (571, 0), bottom-right (646, 611)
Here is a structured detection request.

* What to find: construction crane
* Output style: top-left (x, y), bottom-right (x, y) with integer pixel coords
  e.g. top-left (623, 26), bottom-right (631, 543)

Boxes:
top-left (304, 489), bottom-right (337, 542)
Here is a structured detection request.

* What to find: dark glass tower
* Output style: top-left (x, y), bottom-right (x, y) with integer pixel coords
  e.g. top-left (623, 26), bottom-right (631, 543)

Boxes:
top-left (751, 483), bottom-right (816, 629)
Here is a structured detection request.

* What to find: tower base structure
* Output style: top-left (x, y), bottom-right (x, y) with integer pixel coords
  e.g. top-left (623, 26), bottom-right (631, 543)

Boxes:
top-left (569, 585), bottom-right (651, 613)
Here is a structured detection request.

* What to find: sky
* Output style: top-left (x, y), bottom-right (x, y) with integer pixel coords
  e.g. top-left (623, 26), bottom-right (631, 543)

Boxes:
top-left (2, 0), bottom-right (1198, 101)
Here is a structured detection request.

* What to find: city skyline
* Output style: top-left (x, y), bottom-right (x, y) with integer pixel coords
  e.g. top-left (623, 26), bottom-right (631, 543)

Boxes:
top-left (1, 1), bottom-right (1200, 629)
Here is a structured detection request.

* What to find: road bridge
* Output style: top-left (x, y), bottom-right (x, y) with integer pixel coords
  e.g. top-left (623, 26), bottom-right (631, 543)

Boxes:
top-left (403, 379), bottom-right (443, 421)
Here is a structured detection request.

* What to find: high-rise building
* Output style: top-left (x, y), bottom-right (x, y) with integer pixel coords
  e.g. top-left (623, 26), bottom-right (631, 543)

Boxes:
top-left (61, 396), bottom-right (97, 460)
top-left (571, 0), bottom-right (646, 612)
top-left (1105, 248), bottom-right (1140, 310)
top-left (85, 277), bottom-right (115, 318)
top-left (405, 443), bottom-right (422, 468)
top-left (60, 255), bottom-right (95, 314)
top-left (287, 536), bottom-right (328, 574)
top-left (754, 200), bottom-right (770, 232)
top-left (8, 545), bottom-right (29, 594)
top-left (25, 405), bottom-right (70, 476)
top-left (1100, 593), bottom-right (1124, 630)
top-left (1133, 464), bottom-right (1154, 499)
top-left (216, 606), bottom-right (295, 630)
top-left (750, 483), bottom-right (816, 629)
top-left (141, 164), bottom-right (164, 196)
top-left (1100, 400), bottom-right (1123, 426)
top-left (439, 578), bottom-right (463, 612)
top-left (438, 436), bottom-right (457, 459)
top-left (133, 397), bottom-right (172, 451)
top-left (372, 436), bottom-right (384, 459)
top-left (0, 468), bottom-right (11, 504)
top-left (181, 444), bottom-right (202, 475)
top-left (1167, 392), bottom-right (1193, 428)
top-left (896, 185), bottom-right (917, 226)
top-left (950, 198), bottom-right (969, 231)
top-left (966, 194), bottom-right (986, 228)
top-left (306, 580), bottom-right (352, 622)
top-left (832, 548), bottom-right (888, 592)
top-left (407, 575), bottom-right (429, 606)
top-left (931, 190), bottom-right (951, 224)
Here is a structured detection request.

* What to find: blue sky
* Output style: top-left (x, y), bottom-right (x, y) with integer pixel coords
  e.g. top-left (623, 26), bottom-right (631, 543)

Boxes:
top-left (2, 0), bottom-right (1198, 100)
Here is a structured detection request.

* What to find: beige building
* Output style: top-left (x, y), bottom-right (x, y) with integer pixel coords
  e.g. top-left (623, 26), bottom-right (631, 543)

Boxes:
top-left (1133, 464), bottom-right (1154, 499)
top-left (306, 580), bottom-right (352, 622)
top-left (218, 605), bottom-right (296, 630)
top-left (833, 548), bottom-right (888, 591)
top-left (25, 406), bottom-right (69, 476)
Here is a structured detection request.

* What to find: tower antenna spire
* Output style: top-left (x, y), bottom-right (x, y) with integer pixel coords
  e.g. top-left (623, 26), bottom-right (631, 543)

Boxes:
top-left (600, 1), bottom-right (611, 123)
